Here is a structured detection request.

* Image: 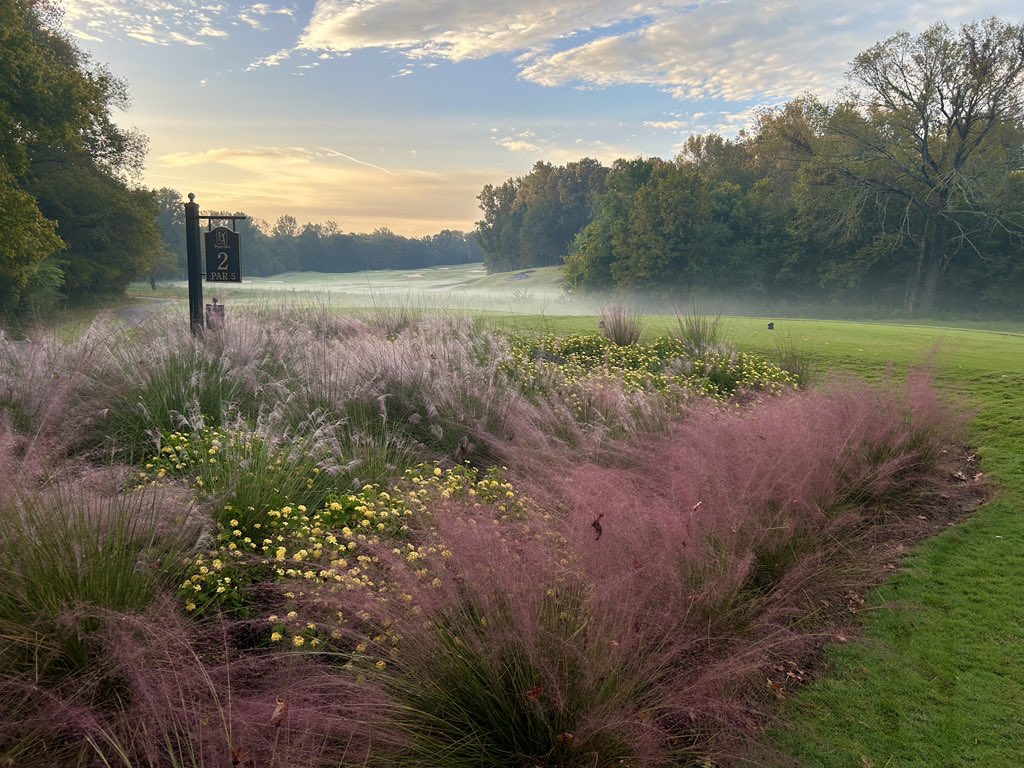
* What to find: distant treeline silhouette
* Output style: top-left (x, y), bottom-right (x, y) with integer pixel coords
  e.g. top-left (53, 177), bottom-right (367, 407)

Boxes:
top-left (154, 197), bottom-right (483, 280)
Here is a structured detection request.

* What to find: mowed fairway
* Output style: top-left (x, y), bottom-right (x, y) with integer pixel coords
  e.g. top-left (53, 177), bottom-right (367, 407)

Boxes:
top-left (126, 275), bottom-right (1024, 765)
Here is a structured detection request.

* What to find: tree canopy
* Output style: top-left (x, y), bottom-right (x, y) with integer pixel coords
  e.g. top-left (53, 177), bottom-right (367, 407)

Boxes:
top-left (475, 159), bottom-right (608, 273)
top-left (0, 0), bottom-right (155, 318)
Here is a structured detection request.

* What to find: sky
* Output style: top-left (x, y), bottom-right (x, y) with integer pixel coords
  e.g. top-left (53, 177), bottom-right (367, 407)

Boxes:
top-left (58, 0), bottom-right (1023, 237)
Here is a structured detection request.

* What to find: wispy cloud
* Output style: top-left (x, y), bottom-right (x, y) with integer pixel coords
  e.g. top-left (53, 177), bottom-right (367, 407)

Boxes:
top-left (246, 47), bottom-right (294, 69)
top-left (61, 0), bottom-right (233, 45)
top-left (491, 128), bottom-right (649, 166)
top-left (60, 0), bottom-right (294, 44)
top-left (319, 148), bottom-right (397, 176)
top-left (298, 0), bottom-right (1023, 103)
top-left (240, 3), bottom-right (296, 31)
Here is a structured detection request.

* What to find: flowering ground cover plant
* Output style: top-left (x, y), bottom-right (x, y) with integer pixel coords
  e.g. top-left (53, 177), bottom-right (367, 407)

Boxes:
top-left (507, 332), bottom-right (796, 399)
top-left (0, 307), bottom-right (982, 767)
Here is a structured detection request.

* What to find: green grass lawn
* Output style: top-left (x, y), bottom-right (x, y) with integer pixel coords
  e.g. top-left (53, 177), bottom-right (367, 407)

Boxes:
top-left (119, 274), bottom-right (1024, 766)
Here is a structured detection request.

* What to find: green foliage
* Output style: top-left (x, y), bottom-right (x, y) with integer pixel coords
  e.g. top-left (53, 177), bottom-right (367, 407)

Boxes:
top-left (102, 343), bottom-right (245, 461)
top-left (148, 457), bottom-right (525, 623)
top-left (0, 0), bottom-right (152, 317)
top-left (0, 167), bottom-right (65, 317)
top-left (508, 331), bottom-right (795, 402)
top-left (30, 159), bottom-right (162, 299)
top-left (136, 422), bottom-right (344, 533)
top-left (477, 159), bottom-right (609, 273)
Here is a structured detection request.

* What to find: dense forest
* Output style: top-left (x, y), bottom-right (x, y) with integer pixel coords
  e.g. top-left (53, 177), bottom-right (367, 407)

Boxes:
top-left (475, 19), bottom-right (1024, 315)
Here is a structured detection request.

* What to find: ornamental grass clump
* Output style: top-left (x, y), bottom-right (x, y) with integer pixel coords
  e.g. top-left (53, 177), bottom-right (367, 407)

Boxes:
top-left (599, 303), bottom-right (645, 346)
top-left (0, 317), bottom-right (121, 460)
top-left (1, 599), bottom-right (385, 768)
top-left (671, 304), bottom-right (730, 358)
top-left (533, 372), bottom-right (966, 756)
top-left (0, 446), bottom-right (201, 766)
top-left (138, 410), bottom-right (359, 533)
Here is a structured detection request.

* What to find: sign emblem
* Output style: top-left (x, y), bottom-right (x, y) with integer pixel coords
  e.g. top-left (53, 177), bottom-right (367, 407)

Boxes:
top-left (204, 226), bottom-right (241, 282)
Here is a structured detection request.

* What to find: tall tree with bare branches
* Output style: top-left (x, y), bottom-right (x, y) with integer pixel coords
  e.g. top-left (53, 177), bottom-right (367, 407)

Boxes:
top-left (818, 18), bottom-right (1024, 314)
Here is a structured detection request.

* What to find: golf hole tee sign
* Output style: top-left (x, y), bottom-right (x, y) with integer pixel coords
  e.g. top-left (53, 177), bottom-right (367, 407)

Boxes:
top-left (204, 226), bottom-right (241, 282)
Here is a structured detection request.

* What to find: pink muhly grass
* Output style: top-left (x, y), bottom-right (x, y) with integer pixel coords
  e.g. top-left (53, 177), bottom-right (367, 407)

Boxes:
top-left (2, 600), bottom-right (389, 768)
top-left (350, 500), bottom-right (678, 766)
top-left (507, 372), bottom-right (965, 752)
top-left (0, 317), bottom-right (122, 462)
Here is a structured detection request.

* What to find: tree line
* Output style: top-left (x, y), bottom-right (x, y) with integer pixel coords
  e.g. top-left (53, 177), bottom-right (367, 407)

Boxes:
top-left (0, 0), bottom-right (479, 321)
top-left (475, 18), bottom-right (1024, 315)
top-left (152, 193), bottom-right (481, 283)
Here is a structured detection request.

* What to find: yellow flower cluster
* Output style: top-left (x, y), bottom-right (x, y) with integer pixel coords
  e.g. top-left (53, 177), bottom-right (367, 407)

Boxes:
top-left (177, 461), bottom-right (531, 672)
top-left (505, 332), bottom-right (796, 405)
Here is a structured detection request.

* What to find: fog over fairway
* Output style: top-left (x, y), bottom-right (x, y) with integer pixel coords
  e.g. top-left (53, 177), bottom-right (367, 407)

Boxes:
top-left (148, 263), bottom-right (1024, 330)
top-left (162, 263), bottom-right (609, 316)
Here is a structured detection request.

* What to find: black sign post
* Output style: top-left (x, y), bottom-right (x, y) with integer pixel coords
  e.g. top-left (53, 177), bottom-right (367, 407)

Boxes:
top-left (204, 226), bottom-right (242, 282)
top-left (184, 193), bottom-right (204, 336)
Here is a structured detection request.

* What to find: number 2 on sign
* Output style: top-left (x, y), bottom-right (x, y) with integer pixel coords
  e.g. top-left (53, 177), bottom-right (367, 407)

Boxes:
top-left (218, 252), bottom-right (229, 270)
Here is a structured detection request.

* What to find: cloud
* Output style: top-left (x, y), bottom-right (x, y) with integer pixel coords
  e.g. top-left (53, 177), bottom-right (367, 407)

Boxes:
top-left (643, 120), bottom-right (689, 130)
top-left (298, 0), bottom-right (1023, 103)
top-left (298, 0), bottom-right (663, 60)
top-left (490, 127), bottom-right (651, 166)
top-left (59, 0), bottom-right (295, 45)
top-left (240, 3), bottom-right (296, 31)
top-left (246, 47), bottom-right (294, 69)
top-left (497, 138), bottom-right (540, 153)
top-left (60, 0), bottom-right (233, 45)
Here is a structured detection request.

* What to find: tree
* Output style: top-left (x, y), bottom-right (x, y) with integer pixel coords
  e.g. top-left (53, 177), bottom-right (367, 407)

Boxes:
top-left (475, 159), bottom-right (608, 273)
top-left (564, 158), bottom-right (661, 291)
top-left (1, 0), bottom-right (152, 315)
top-left (821, 18), bottom-right (1024, 314)
top-left (475, 177), bottom-right (523, 272)
top-left (30, 157), bottom-right (162, 298)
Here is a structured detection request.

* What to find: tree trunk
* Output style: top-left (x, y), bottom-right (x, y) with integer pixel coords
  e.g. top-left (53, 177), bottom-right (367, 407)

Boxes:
top-left (904, 214), bottom-right (948, 316)
top-left (904, 221), bottom-right (930, 316)
top-left (918, 217), bottom-right (948, 316)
